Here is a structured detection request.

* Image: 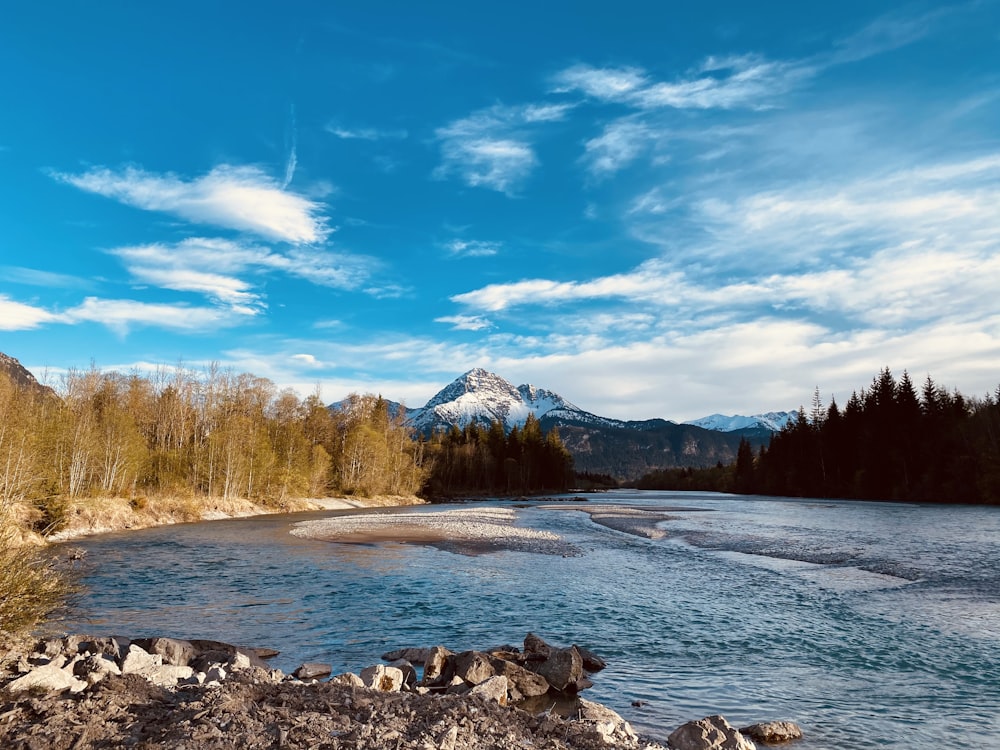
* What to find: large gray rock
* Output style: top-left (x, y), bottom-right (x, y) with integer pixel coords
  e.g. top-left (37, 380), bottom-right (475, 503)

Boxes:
top-left (144, 664), bottom-right (195, 687)
top-left (523, 632), bottom-right (552, 660)
top-left (77, 636), bottom-right (130, 662)
top-left (73, 654), bottom-right (122, 686)
top-left (454, 651), bottom-right (495, 686)
top-left (330, 672), bottom-right (365, 688)
top-left (740, 722), bottom-right (803, 744)
top-left (576, 698), bottom-right (639, 746)
top-left (668, 715), bottom-right (757, 750)
top-left (292, 663), bottom-right (332, 680)
top-left (360, 664), bottom-right (404, 692)
top-left (133, 637), bottom-right (196, 666)
top-left (422, 646), bottom-right (454, 685)
top-left (381, 647), bottom-right (432, 663)
top-left (469, 675), bottom-right (508, 705)
top-left (534, 645), bottom-right (584, 692)
top-left (487, 655), bottom-right (550, 698)
top-left (575, 644), bottom-right (608, 672)
top-left (386, 659), bottom-right (418, 688)
top-left (121, 644), bottom-right (162, 675)
top-left (6, 663), bottom-right (87, 695)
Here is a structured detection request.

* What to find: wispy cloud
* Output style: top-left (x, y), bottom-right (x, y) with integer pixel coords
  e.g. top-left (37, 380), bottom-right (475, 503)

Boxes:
top-left (62, 297), bottom-right (238, 335)
top-left (110, 237), bottom-right (378, 310)
top-left (434, 102), bottom-right (573, 194)
top-left (53, 165), bottom-right (330, 244)
top-left (326, 123), bottom-right (408, 140)
top-left (435, 314), bottom-right (492, 331)
top-left (583, 118), bottom-right (658, 176)
top-left (0, 266), bottom-right (93, 289)
top-left (283, 103), bottom-right (298, 189)
top-left (445, 239), bottom-right (501, 257)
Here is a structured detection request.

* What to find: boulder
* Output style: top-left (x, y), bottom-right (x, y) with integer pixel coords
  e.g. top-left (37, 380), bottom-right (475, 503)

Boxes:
top-left (487, 656), bottom-right (550, 698)
top-left (77, 636), bottom-right (130, 662)
top-left (523, 632), bottom-right (552, 660)
top-left (740, 722), bottom-right (803, 744)
top-left (575, 644), bottom-right (608, 672)
top-left (292, 663), bottom-right (332, 680)
top-left (576, 698), bottom-right (638, 745)
top-left (360, 664), bottom-right (404, 692)
top-left (668, 715), bottom-right (757, 750)
top-left (421, 646), bottom-right (454, 685)
top-left (453, 651), bottom-right (495, 686)
top-left (386, 659), bottom-right (418, 688)
top-left (534, 646), bottom-right (584, 692)
top-left (6, 663), bottom-right (87, 695)
top-left (330, 672), bottom-right (365, 688)
top-left (444, 675), bottom-right (470, 694)
top-left (469, 675), bottom-right (508, 705)
top-left (73, 654), bottom-right (122, 686)
top-left (121, 644), bottom-right (162, 675)
top-left (133, 637), bottom-right (196, 667)
top-left (144, 664), bottom-right (195, 687)
top-left (189, 639), bottom-right (270, 669)
top-left (381, 647), bottom-right (432, 663)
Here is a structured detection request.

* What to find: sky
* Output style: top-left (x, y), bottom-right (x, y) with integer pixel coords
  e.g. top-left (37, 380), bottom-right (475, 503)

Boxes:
top-left (2, 1), bottom-right (999, 422)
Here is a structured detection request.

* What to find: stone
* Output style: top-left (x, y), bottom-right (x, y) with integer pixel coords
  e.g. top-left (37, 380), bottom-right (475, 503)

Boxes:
top-left (121, 644), bottom-right (162, 674)
top-left (360, 664), bottom-right (404, 692)
top-left (386, 659), bottom-right (418, 688)
top-left (668, 715), bottom-right (757, 750)
top-left (330, 672), bottom-right (365, 688)
top-left (739, 722), bottom-right (803, 744)
top-left (77, 636), bottom-right (130, 663)
top-left (228, 651), bottom-right (253, 672)
top-left (469, 675), bottom-right (508, 705)
top-left (421, 646), bottom-right (454, 685)
top-left (189, 639), bottom-right (270, 669)
top-left (487, 656), bottom-right (550, 698)
top-left (575, 698), bottom-right (638, 745)
top-left (73, 654), bottom-right (122, 686)
top-left (204, 665), bottom-right (227, 683)
top-left (381, 647), bottom-right (432, 663)
top-left (293, 662), bottom-right (332, 680)
top-left (133, 637), bottom-right (197, 667)
top-left (453, 651), bottom-right (495, 686)
top-left (444, 675), bottom-right (469, 694)
top-left (523, 632), bottom-right (552, 660)
top-left (144, 664), bottom-right (195, 688)
top-left (575, 644), bottom-right (608, 672)
top-left (535, 646), bottom-right (584, 692)
top-left (6, 663), bottom-right (87, 695)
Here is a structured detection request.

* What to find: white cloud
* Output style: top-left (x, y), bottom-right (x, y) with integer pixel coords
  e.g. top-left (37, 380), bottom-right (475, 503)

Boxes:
top-left (434, 102), bottom-right (571, 194)
top-left (583, 119), bottom-right (655, 175)
top-left (435, 314), bottom-right (492, 331)
top-left (445, 239), bottom-right (501, 257)
top-left (62, 298), bottom-right (238, 335)
top-left (551, 64), bottom-right (649, 101)
top-left (326, 123), bottom-right (408, 140)
top-left (0, 295), bottom-right (59, 330)
top-left (54, 165), bottom-right (330, 244)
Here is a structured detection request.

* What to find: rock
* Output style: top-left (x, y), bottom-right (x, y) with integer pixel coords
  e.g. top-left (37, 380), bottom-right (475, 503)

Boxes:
top-left (576, 698), bottom-right (638, 745)
top-left (360, 664), bottom-right (404, 692)
top-left (444, 675), bottom-right (469, 694)
top-left (534, 645), bottom-right (584, 692)
top-left (133, 637), bottom-right (196, 667)
top-left (77, 636), bottom-right (130, 662)
top-left (523, 632), bottom-right (552, 660)
top-left (575, 644), bottom-right (608, 672)
top-left (668, 715), bottom-right (757, 750)
top-left (487, 656), bottom-right (550, 698)
top-left (469, 675), bottom-right (508, 705)
top-left (386, 659), bottom-right (418, 688)
top-left (6, 663), bottom-right (87, 695)
top-left (453, 651), bottom-right (495, 686)
top-left (204, 665), bottom-right (227, 683)
top-left (292, 663), bottom-right (332, 680)
top-left (189, 639), bottom-right (270, 669)
top-left (438, 725), bottom-right (459, 750)
top-left (381, 647), bottom-right (432, 663)
top-left (251, 647), bottom-right (280, 660)
top-left (421, 646), bottom-right (454, 685)
top-left (330, 672), bottom-right (365, 688)
top-left (73, 654), bottom-right (122, 686)
top-left (144, 664), bottom-right (194, 688)
top-left (739, 722), bottom-right (803, 744)
top-left (121, 645), bottom-right (162, 675)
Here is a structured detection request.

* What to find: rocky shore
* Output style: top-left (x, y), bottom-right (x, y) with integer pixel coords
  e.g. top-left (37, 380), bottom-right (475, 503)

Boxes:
top-left (0, 632), bottom-right (801, 749)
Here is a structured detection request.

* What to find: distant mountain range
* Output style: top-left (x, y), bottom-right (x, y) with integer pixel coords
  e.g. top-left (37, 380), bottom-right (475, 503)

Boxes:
top-left (0, 353), bottom-right (55, 398)
top-left (357, 368), bottom-right (794, 481)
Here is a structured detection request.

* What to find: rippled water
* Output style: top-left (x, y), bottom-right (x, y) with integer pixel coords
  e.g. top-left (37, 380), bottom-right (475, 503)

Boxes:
top-left (58, 491), bottom-right (1000, 748)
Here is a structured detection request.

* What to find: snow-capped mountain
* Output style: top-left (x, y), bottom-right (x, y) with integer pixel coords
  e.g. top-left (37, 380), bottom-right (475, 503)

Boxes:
top-left (407, 368), bottom-right (595, 433)
top-left (684, 411), bottom-right (796, 433)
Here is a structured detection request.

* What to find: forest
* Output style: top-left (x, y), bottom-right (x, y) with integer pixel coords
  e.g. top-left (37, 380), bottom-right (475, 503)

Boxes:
top-left (638, 368), bottom-right (1000, 505)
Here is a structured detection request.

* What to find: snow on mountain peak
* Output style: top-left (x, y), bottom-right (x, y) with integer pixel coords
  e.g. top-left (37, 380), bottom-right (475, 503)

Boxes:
top-left (684, 411), bottom-right (796, 432)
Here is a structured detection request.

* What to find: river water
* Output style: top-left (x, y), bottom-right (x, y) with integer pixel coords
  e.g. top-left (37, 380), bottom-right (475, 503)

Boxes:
top-left (59, 490), bottom-right (1000, 748)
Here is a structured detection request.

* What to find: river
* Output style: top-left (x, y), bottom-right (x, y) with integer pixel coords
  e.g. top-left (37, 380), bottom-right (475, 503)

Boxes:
top-left (58, 490), bottom-right (1000, 748)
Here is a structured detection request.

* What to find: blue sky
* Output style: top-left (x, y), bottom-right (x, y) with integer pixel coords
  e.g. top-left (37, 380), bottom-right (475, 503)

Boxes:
top-left (2, 1), bottom-right (999, 421)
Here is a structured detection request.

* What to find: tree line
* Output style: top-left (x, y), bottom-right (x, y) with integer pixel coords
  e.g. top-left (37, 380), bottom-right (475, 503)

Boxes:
top-left (420, 414), bottom-right (574, 496)
top-left (0, 365), bottom-right (427, 531)
top-left (637, 368), bottom-right (1000, 505)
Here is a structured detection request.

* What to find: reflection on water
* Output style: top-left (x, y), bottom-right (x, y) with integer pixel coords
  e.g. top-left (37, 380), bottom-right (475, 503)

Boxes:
top-left (59, 491), bottom-right (1000, 750)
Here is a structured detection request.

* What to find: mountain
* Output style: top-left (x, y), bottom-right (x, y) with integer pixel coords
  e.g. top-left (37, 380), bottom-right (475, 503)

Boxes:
top-left (684, 411), bottom-right (796, 432)
top-left (0, 352), bottom-right (55, 398)
top-left (401, 369), bottom-right (783, 481)
top-left (407, 367), bottom-right (595, 433)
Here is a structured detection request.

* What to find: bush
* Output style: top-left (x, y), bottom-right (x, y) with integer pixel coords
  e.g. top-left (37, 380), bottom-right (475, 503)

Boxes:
top-left (0, 518), bottom-right (77, 637)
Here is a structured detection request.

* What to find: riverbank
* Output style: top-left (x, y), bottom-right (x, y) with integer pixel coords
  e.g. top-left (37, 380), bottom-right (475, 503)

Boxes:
top-left (26, 493), bottom-right (425, 544)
